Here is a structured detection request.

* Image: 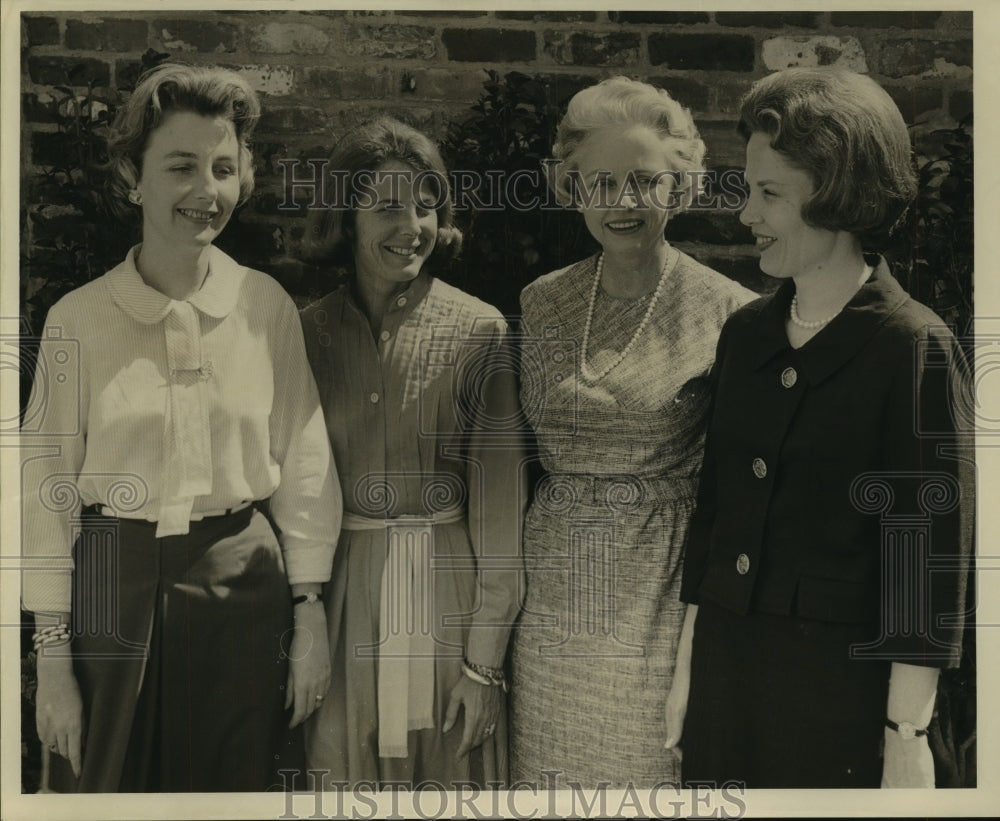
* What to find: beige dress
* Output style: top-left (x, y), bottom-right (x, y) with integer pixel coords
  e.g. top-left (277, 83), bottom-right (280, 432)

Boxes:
top-left (301, 273), bottom-right (525, 787)
top-left (510, 250), bottom-right (754, 788)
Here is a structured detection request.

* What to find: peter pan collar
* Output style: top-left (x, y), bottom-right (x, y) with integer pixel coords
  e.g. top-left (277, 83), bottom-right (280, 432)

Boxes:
top-left (747, 256), bottom-right (911, 385)
top-left (106, 245), bottom-right (247, 324)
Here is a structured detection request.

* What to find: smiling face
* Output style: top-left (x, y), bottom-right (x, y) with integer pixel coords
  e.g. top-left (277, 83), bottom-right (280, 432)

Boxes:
top-left (740, 131), bottom-right (842, 279)
top-left (136, 110), bottom-right (240, 253)
top-left (352, 159), bottom-right (438, 296)
top-left (571, 125), bottom-right (677, 259)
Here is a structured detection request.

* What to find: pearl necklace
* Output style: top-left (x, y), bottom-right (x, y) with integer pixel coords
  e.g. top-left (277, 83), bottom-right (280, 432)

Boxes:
top-left (789, 295), bottom-right (838, 329)
top-left (789, 263), bottom-right (874, 330)
top-left (580, 250), bottom-right (675, 382)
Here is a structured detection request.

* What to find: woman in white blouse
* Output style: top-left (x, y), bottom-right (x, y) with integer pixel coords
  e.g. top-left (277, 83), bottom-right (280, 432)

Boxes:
top-left (22, 63), bottom-right (342, 792)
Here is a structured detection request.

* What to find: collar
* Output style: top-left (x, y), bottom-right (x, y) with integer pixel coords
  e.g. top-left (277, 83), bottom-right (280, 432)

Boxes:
top-left (747, 256), bottom-right (911, 384)
top-left (106, 245), bottom-right (247, 324)
top-left (344, 270), bottom-right (433, 321)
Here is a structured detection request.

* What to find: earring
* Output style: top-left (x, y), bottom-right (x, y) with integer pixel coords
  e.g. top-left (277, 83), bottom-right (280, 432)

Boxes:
top-left (128, 189), bottom-right (142, 206)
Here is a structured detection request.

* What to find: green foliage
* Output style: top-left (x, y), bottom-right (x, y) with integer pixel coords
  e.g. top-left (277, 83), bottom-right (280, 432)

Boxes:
top-left (441, 71), bottom-right (592, 317)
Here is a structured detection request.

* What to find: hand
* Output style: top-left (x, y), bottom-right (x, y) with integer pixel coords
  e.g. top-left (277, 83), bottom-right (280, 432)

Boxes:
top-left (285, 603), bottom-right (331, 729)
top-left (442, 675), bottom-right (502, 759)
top-left (881, 728), bottom-right (935, 787)
top-left (663, 664), bottom-right (690, 759)
top-left (35, 655), bottom-right (84, 778)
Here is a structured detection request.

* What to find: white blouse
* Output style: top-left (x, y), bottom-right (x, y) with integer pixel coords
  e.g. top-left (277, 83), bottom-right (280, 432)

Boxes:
top-left (21, 245), bottom-right (341, 613)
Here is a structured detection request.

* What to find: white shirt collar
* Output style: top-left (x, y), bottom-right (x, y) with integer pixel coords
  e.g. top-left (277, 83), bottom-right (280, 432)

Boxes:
top-left (106, 245), bottom-right (248, 324)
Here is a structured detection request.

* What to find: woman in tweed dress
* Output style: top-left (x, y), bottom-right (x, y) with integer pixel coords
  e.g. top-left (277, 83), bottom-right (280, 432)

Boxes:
top-left (509, 76), bottom-right (755, 787)
top-left (300, 118), bottom-right (526, 787)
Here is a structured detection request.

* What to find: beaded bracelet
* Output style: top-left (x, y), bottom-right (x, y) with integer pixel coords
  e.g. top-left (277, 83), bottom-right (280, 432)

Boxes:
top-left (31, 623), bottom-right (70, 653)
top-left (462, 658), bottom-right (508, 692)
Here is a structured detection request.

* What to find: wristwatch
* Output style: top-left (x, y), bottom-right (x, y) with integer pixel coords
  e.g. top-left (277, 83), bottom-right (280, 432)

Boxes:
top-left (885, 719), bottom-right (928, 740)
top-left (292, 591), bottom-right (322, 606)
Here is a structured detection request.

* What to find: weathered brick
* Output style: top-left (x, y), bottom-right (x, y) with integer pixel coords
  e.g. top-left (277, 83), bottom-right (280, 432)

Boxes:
top-left (696, 122), bottom-right (745, 167)
top-left (496, 11), bottom-right (597, 23)
top-left (333, 105), bottom-right (439, 138)
top-left (397, 10), bottom-right (488, 18)
top-left (649, 34), bottom-right (755, 72)
top-left (24, 16), bottom-right (60, 46)
top-left (542, 73), bottom-right (595, 106)
top-left (299, 66), bottom-right (394, 100)
top-left (28, 56), bottom-right (111, 86)
top-left (830, 11), bottom-right (942, 29)
top-left (715, 12), bottom-right (820, 29)
top-left (65, 18), bottom-right (148, 52)
top-left (259, 105), bottom-right (332, 135)
top-left (346, 25), bottom-right (436, 59)
top-left (879, 39), bottom-right (972, 78)
top-left (949, 90), bottom-right (973, 121)
top-left (545, 31), bottom-right (640, 67)
top-left (399, 68), bottom-right (492, 103)
top-left (648, 76), bottom-right (711, 113)
top-left (237, 65), bottom-right (295, 97)
top-left (23, 92), bottom-right (61, 124)
top-left (247, 23), bottom-right (330, 55)
top-left (609, 11), bottom-right (709, 25)
top-left (443, 28), bottom-right (536, 63)
top-left (762, 36), bottom-right (867, 72)
top-left (884, 85), bottom-right (942, 124)
top-left (155, 19), bottom-right (237, 52)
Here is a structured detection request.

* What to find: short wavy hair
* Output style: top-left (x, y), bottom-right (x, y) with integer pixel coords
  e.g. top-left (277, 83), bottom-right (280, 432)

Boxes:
top-left (301, 117), bottom-right (462, 271)
top-left (548, 75), bottom-right (706, 212)
top-left (106, 62), bottom-right (260, 222)
top-left (737, 67), bottom-right (917, 246)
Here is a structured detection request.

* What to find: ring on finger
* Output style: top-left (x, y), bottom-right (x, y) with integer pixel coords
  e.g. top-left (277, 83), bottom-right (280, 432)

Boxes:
top-left (485, 723), bottom-right (496, 736)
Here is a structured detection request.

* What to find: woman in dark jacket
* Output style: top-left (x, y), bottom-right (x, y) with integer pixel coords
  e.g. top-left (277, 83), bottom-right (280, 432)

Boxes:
top-left (666, 67), bottom-right (973, 788)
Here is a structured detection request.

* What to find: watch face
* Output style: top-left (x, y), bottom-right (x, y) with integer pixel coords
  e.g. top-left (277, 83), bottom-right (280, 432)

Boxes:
top-left (897, 721), bottom-right (917, 740)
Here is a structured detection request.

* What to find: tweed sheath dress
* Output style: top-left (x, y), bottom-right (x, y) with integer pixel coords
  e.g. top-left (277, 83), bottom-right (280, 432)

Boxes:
top-left (509, 250), bottom-right (753, 788)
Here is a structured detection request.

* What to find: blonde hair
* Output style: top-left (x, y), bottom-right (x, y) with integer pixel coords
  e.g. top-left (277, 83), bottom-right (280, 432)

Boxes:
top-left (106, 62), bottom-right (259, 221)
top-left (549, 76), bottom-right (706, 210)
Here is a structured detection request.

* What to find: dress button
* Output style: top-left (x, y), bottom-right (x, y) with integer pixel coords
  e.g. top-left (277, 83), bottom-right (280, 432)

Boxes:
top-left (736, 553), bottom-right (750, 575)
top-left (370, 392), bottom-right (380, 404)
top-left (396, 296), bottom-right (407, 307)
top-left (380, 330), bottom-right (391, 342)
top-left (781, 367), bottom-right (797, 388)
top-left (752, 457), bottom-right (767, 479)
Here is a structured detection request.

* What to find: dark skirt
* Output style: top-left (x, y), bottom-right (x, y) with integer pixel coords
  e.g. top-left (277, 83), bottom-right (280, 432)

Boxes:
top-left (680, 600), bottom-right (890, 789)
top-left (48, 506), bottom-right (302, 792)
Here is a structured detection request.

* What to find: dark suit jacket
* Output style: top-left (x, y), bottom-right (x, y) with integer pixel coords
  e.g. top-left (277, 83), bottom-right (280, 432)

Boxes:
top-left (679, 257), bottom-right (974, 667)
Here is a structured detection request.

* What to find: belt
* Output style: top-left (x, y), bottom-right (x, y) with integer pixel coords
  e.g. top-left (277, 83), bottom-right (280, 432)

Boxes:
top-left (79, 500), bottom-right (255, 525)
top-left (341, 507), bottom-right (465, 758)
top-left (341, 508), bottom-right (466, 531)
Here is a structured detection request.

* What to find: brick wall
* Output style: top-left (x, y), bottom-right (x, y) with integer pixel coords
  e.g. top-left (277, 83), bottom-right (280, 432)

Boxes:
top-left (21, 8), bottom-right (973, 301)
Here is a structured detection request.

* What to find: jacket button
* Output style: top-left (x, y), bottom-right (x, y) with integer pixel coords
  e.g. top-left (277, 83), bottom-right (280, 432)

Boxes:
top-left (752, 457), bottom-right (767, 479)
top-left (736, 553), bottom-right (750, 575)
top-left (781, 367), bottom-right (797, 388)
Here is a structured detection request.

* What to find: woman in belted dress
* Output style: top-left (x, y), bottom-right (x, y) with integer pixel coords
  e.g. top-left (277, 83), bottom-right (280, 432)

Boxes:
top-left (23, 63), bottom-right (340, 792)
top-left (508, 76), bottom-right (755, 788)
top-left (300, 117), bottom-right (526, 788)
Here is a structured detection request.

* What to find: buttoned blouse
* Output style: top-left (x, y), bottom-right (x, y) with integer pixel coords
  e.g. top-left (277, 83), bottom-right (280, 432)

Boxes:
top-left (680, 258), bottom-right (974, 667)
top-left (300, 274), bottom-right (526, 668)
top-left (21, 245), bottom-right (342, 613)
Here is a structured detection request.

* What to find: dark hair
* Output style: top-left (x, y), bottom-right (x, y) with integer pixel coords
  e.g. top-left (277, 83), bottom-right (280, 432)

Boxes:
top-left (737, 67), bottom-right (917, 246)
top-left (301, 117), bottom-right (462, 270)
top-left (106, 62), bottom-right (260, 221)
